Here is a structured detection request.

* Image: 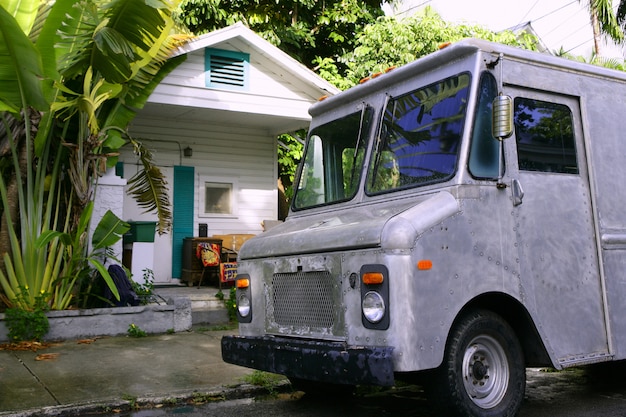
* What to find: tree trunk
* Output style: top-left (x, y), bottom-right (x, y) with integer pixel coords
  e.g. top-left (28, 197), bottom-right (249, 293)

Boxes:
top-left (591, 8), bottom-right (602, 56)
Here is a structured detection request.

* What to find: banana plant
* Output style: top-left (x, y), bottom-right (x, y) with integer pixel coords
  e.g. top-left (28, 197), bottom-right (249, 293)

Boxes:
top-left (49, 204), bottom-right (130, 310)
top-left (0, 0), bottom-right (186, 309)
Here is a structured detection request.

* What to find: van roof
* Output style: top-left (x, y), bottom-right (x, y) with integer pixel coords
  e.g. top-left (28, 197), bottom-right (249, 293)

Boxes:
top-left (310, 38), bottom-right (626, 117)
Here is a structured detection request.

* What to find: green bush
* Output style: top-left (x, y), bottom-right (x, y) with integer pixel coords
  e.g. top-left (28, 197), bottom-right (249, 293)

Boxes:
top-left (127, 323), bottom-right (147, 338)
top-left (216, 287), bottom-right (237, 322)
top-left (5, 292), bottom-right (50, 341)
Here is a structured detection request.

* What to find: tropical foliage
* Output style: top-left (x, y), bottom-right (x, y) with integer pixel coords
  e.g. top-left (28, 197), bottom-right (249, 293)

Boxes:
top-left (317, 7), bottom-right (540, 89)
top-left (176, 0), bottom-right (387, 69)
top-left (0, 0), bottom-right (186, 311)
top-left (585, 0), bottom-right (624, 56)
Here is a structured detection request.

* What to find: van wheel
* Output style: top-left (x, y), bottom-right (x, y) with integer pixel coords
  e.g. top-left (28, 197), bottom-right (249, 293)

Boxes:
top-left (432, 310), bottom-right (525, 417)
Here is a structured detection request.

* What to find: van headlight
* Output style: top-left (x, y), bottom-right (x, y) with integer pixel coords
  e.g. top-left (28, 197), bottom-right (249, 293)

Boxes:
top-left (235, 274), bottom-right (252, 323)
top-left (237, 294), bottom-right (251, 318)
top-left (362, 291), bottom-right (385, 323)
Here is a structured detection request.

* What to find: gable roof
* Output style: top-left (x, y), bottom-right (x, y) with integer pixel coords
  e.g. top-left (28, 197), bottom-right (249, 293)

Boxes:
top-left (140, 23), bottom-right (340, 135)
top-left (173, 22), bottom-right (340, 97)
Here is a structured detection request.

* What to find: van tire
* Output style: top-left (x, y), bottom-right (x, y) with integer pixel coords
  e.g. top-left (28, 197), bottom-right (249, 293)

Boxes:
top-left (431, 309), bottom-right (525, 417)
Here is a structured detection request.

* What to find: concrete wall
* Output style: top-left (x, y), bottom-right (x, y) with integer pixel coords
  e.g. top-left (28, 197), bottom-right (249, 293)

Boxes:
top-left (0, 298), bottom-right (191, 342)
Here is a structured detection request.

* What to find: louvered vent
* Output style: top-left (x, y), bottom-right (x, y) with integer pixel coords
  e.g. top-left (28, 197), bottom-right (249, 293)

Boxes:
top-left (205, 49), bottom-right (249, 90)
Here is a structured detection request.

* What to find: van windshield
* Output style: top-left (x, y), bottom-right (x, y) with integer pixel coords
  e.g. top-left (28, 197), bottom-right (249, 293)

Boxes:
top-left (293, 107), bottom-right (373, 210)
top-left (366, 73), bottom-right (470, 194)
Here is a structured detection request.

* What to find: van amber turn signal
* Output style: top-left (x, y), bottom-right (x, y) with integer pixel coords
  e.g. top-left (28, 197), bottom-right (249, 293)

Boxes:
top-left (417, 260), bottom-right (433, 270)
top-left (236, 278), bottom-right (250, 289)
top-left (362, 272), bottom-right (384, 285)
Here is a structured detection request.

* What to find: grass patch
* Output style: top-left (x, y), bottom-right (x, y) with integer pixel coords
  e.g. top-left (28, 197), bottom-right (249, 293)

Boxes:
top-left (241, 371), bottom-right (287, 395)
top-left (194, 323), bottom-right (238, 332)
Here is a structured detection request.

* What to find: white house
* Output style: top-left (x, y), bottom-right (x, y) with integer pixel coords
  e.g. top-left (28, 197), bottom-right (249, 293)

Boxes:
top-left (115, 23), bottom-right (339, 285)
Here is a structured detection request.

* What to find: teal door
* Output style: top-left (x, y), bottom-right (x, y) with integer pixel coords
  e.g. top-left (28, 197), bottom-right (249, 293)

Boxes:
top-left (172, 166), bottom-right (194, 278)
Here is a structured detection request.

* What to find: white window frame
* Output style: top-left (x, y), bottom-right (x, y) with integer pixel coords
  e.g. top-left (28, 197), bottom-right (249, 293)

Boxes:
top-left (198, 175), bottom-right (238, 218)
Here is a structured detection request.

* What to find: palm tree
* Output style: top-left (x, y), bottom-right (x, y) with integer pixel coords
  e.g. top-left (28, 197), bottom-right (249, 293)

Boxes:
top-left (583, 0), bottom-right (624, 56)
top-left (0, 0), bottom-right (186, 309)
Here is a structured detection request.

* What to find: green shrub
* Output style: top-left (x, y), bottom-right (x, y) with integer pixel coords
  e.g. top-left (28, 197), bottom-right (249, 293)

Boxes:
top-left (127, 323), bottom-right (147, 338)
top-left (216, 287), bottom-right (237, 322)
top-left (5, 291), bottom-right (50, 341)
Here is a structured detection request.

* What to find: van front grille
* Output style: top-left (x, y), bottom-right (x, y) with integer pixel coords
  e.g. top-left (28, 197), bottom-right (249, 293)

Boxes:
top-left (270, 271), bottom-right (336, 329)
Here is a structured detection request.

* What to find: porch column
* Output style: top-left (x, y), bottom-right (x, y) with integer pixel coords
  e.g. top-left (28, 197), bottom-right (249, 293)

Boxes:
top-left (93, 167), bottom-right (127, 258)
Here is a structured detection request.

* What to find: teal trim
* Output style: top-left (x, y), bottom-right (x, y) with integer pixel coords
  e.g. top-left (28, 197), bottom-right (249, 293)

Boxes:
top-left (172, 166), bottom-right (195, 278)
top-left (204, 48), bottom-right (250, 90)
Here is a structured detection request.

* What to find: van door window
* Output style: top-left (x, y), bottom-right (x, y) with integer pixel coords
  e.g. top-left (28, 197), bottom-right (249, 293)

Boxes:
top-left (366, 73), bottom-right (470, 194)
top-left (293, 107), bottom-right (373, 209)
top-left (514, 98), bottom-right (578, 174)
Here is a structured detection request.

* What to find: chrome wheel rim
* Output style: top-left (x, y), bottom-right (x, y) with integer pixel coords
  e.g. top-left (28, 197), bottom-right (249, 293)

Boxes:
top-left (462, 334), bottom-right (509, 409)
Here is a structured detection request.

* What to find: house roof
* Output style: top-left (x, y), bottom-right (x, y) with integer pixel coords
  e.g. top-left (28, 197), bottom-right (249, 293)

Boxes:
top-left (141, 23), bottom-right (340, 135)
top-left (172, 23), bottom-right (340, 96)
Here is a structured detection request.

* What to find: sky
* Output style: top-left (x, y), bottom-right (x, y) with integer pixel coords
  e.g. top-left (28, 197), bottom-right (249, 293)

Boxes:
top-left (384, 0), bottom-right (625, 59)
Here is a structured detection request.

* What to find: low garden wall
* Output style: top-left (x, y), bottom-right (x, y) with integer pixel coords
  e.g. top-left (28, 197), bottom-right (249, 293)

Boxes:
top-left (0, 297), bottom-right (192, 342)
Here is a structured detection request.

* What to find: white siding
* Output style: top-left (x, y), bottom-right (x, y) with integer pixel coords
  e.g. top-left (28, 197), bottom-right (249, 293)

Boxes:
top-left (120, 115), bottom-right (278, 283)
top-left (149, 48), bottom-right (320, 123)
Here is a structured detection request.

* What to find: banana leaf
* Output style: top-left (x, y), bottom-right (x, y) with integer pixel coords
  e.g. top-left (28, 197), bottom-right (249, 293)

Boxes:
top-left (0, 5), bottom-right (47, 112)
top-left (92, 209), bottom-right (130, 251)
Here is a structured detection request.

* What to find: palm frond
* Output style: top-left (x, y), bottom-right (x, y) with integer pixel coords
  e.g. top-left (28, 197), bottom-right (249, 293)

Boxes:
top-left (126, 139), bottom-right (172, 234)
top-left (101, 53), bottom-right (185, 152)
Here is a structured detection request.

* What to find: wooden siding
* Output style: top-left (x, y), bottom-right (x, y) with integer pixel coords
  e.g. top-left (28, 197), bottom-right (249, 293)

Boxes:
top-left (120, 115), bottom-right (277, 282)
top-left (126, 114), bottom-right (278, 231)
top-left (148, 47), bottom-right (320, 123)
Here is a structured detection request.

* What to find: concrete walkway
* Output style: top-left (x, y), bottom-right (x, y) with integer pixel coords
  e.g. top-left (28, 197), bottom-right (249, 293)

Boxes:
top-left (0, 329), bottom-right (264, 417)
top-left (0, 285), bottom-right (266, 417)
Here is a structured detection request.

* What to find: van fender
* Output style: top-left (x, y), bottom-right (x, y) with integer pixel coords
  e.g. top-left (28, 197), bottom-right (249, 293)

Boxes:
top-left (442, 293), bottom-right (553, 370)
top-left (381, 191), bottom-right (460, 250)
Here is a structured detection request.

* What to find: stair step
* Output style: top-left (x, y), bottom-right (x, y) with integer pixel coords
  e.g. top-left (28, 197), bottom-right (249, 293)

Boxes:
top-left (153, 286), bottom-right (230, 325)
top-left (192, 309), bottom-right (229, 325)
top-left (191, 299), bottom-right (224, 310)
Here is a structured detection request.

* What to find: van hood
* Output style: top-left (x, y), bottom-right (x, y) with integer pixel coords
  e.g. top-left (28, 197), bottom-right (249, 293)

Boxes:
top-left (239, 191), bottom-right (460, 260)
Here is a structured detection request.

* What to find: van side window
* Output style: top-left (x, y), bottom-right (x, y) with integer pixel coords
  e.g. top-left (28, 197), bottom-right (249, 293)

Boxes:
top-left (514, 98), bottom-right (578, 174)
top-left (468, 72), bottom-right (500, 179)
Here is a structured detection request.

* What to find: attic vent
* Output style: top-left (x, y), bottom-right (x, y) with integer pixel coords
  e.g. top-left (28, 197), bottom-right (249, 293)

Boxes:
top-left (205, 48), bottom-right (249, 90)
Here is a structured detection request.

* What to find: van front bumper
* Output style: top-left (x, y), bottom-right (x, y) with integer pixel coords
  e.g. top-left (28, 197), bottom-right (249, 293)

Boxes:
top-left (221, 335), bottom-right (395, 386)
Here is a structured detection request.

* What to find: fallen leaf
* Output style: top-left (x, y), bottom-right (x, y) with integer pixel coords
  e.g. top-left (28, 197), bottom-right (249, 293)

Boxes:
top-left (77, 338), bottom-right (98, 344)
top-left (0, 341), bottom-right (58, 352)
top-left (35, 353), bottom-right (60, 361)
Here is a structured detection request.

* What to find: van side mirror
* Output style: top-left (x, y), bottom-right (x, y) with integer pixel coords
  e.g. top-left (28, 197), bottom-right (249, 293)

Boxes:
top-left (492, 95), bottom-right (513, 140)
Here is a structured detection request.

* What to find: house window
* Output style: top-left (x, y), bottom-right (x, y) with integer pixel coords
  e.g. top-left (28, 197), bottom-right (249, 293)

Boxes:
top-left (198, 176), bottom-right (238, 217)
top-left (205, 48), bottom-right (249, 90)
top-left (204, 182), bottom-right (232, 214)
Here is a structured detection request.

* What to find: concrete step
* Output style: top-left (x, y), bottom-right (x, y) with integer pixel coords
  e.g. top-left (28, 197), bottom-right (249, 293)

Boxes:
top-left (154, 285), bottom-right (230, 325)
